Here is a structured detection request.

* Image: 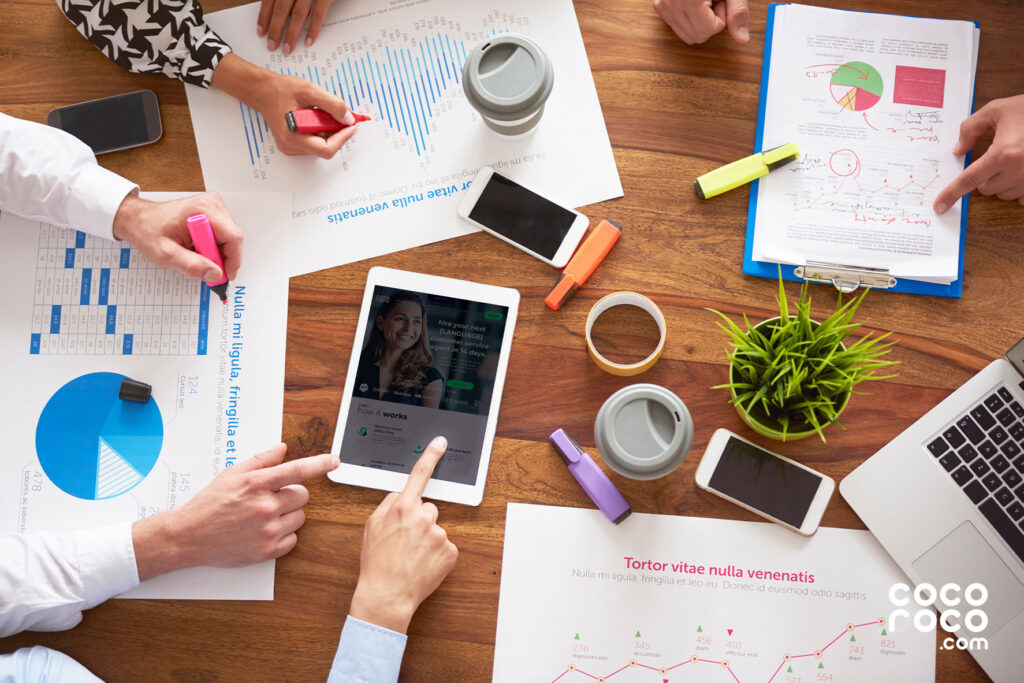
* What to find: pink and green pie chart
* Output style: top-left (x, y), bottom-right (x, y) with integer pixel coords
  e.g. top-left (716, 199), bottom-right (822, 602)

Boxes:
top-left (830, 61), bottom-right (884, 112)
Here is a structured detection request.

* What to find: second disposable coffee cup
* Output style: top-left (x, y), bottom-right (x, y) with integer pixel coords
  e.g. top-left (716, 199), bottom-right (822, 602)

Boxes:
top-left (594, 384), bottom-right (694, 480)
top-left (462, 34), bottom-right (554, 137)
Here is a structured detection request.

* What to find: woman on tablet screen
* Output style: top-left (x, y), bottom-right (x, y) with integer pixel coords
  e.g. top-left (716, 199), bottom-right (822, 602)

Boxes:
top-left (354, 291), bottom-right (444, 408)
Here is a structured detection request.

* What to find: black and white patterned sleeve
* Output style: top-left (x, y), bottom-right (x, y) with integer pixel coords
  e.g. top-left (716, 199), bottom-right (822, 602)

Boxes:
top-left (57, 0), bottom-right (232, 88)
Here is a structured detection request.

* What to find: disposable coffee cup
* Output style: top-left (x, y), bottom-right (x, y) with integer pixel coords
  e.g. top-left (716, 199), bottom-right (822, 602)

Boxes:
top-left (462, 34), bottom-right (554, 137)
top-left (594, 384), bottom-right (694, 480)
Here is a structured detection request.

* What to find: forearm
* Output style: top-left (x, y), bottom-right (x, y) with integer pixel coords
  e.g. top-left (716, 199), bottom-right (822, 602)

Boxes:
top-left (211, 53), bottom-right (276, 112)
top-left (131, 510), bottom-right (194, 582)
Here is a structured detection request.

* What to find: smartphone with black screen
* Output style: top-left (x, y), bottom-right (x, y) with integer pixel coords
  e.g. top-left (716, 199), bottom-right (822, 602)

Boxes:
top-left (47, 90), bottom-right (162, 155)
top-left (456, 167), bottom-right (589, 268)
top-left (695, 429), bottom-right (835, 535)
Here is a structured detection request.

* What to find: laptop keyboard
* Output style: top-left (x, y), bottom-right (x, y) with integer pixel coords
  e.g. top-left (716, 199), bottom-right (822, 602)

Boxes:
top-left (927, 383), bottom-right (1024, 565)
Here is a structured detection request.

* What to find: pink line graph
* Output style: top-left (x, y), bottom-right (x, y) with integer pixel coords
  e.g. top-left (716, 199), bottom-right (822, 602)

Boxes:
top-left (549, 618), bottom-right (885, 683)
top-left (793, 149), bottom-right (938, 213)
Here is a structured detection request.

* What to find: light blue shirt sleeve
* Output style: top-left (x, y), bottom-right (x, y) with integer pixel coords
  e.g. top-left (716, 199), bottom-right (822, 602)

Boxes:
top-left (0, 646), bottom-right (103, 682)
top-left (327, 616), bottom-right (407, 683)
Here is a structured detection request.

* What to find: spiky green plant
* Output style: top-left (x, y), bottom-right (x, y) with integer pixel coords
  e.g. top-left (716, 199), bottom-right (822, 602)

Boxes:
top-left (707, 274), bottom-right (899, 441)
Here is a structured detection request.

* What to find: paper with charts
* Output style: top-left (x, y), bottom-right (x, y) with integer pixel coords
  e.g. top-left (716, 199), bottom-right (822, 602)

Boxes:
top-left (754, 5), bottom-right (978, 284)
top-left (186, 0), bottom-right (621, 276)
top-left (494, 504), bottom-right (933, 682)
top-left (0, 192), bottom-right (289, 599)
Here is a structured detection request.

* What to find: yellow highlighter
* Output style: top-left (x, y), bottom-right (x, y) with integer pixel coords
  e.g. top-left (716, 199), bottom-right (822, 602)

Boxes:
top-left (694, 143), bottom-right (800, 199)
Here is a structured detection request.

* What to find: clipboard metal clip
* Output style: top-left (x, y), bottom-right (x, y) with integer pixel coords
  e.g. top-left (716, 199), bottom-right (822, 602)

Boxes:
top-left (795, 261), bottom-right (897, 293)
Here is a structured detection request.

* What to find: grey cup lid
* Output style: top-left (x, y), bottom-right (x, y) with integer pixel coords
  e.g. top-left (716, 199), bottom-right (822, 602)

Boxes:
top-left (462, 34), bottom-right (554, 121)
top-left (594, 384), bottom-right (694, 480)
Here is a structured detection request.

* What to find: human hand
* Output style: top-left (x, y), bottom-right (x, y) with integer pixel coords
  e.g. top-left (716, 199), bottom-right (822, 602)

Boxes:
top-left (258, 0), bottom-right (337, 54)
top-left (348, 436), bottom-right (459, 633)
top-left (112, 192), bottom-right (243, 282)
top-left (211, 53), bottom-right (357, 159)
top-left (653, 0), bottom-right (750, 45)
top-left (934, 95), bottom-right (1024, 213)
top-left (132, 444), bottom-right (340, 580)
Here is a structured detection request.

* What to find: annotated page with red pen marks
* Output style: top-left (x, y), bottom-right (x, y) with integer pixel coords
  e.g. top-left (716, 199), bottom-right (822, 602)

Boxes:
top-left (753, 5), bottom-right (977, 284)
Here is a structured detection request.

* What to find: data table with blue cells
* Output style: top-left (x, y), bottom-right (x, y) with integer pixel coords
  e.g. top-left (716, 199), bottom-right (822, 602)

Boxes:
top-left (29, 225), bottom-right (210, 356)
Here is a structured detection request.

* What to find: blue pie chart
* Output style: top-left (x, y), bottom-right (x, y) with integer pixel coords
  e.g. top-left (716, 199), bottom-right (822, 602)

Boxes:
top-left (36, 372), bottom-right (163, 500)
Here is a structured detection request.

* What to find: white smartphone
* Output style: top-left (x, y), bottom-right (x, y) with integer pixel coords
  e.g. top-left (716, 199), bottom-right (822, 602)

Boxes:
top-left (457, 167), bottom-right (589, 268)
top-left (47, 90), bottom-right (162, 155)
top-left (695, 429), bottom-right (835, 535)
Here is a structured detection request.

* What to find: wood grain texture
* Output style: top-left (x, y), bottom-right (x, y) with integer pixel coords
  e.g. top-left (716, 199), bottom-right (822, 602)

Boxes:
top-left (3, 0), bottom-right (1023, 680)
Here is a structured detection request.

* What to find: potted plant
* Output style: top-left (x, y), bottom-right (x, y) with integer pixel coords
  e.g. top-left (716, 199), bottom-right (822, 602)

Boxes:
top-left (708, 274), bottom-right (898, 442)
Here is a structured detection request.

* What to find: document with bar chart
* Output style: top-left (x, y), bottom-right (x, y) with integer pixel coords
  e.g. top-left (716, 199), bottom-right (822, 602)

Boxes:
top-left (187, 0), bottom-right (621, 275)
top-left (0, 192), bottom-right (289, 599)
top-left (494, 504), bottom-right (934, 682)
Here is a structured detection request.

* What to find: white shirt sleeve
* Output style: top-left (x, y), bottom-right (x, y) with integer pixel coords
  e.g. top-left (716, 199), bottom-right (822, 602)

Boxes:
top-left (0, 523), bottom-right (140, 638)
top-left (0, 112), bottom-right (139, 241)
top-left (0, 646), bottom-right (103, 682)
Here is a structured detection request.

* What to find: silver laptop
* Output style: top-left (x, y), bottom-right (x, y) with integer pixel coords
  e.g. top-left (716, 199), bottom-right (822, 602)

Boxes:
top-left (842, 336), bottom-right (1024, 683)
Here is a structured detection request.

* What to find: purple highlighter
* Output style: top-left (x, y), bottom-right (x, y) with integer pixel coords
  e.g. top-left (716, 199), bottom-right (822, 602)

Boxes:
top-left (549, 429), bottom-right (632, 524)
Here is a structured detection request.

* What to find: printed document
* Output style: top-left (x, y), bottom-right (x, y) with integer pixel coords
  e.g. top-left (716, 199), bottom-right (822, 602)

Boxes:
top-left (187, 0), bottom-right (622, 276)
top-left (0, 193), bottom-right (289, 599)
top-left (494, 504), bottom-right (934, 681)
top-left (754, 5), bottom-right (978, 283)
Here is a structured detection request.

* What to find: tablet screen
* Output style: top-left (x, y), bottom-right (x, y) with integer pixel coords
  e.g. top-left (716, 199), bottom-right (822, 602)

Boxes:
top-left (338, 286), bottom-right (510, 484)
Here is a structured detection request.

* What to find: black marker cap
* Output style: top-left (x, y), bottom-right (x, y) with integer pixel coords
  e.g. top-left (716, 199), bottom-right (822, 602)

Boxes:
top-left (119, 378), bottom-right (152, 403)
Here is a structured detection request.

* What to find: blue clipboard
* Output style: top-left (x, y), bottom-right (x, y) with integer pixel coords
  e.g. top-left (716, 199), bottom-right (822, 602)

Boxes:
top-left (744, 3), bottom-right (977, 298)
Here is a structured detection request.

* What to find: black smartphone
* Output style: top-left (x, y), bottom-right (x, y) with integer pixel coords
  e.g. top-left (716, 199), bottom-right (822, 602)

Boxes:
top-left (47, 90), bottom-right (162, 155)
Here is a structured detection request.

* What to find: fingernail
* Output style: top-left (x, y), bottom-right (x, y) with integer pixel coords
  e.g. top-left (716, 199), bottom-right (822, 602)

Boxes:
top-left (430, 436), bottom-right (447, 451)
top-left (204, 268), bottom-right (221, 281)
top-left (283, 42), bottom-right (292, 55)
top-left (329, 453), bottom-right (340, 468)
top-left (268, 39), bottom-right (276, 50)
top-left (257, 24), bottom-right (265, 36)
top-left (935, 203), bottom-right (947, 214)
top-left (739, 27), bottom-right (750, 41)
top-left (305, 37), bottom-right (313, 47)
top-left (343, 111), bottom-right (356, 125)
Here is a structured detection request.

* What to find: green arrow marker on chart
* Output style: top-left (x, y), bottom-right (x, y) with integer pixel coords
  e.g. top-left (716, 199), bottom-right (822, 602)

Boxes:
top-left (818, 663), bottom-right (824, 669)
top-left (787, 666), bottom-right (793, 673)
top-left (635, 630), bottom-right (642, 638)
top-left (697, 626), bottom-right (703, 632)
top-left (881, 628), bottom-right (888, 636)
top-left (850, 635), bottom-right (856, 642)
top-left (574, 634), bottom-right (580, 640)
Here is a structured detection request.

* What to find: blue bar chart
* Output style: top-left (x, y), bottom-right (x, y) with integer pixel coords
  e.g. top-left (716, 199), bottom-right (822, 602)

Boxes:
top-left (240, 12), bottom-right (519, 178)
top-left (29, 224), bottom-right (210, 356)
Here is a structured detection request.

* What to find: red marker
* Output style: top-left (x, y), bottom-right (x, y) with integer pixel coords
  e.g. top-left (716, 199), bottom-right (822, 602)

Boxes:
top-left (186, 214), bottom-right (229, 304)
top-left (285, 108), bottom-right (371, 134)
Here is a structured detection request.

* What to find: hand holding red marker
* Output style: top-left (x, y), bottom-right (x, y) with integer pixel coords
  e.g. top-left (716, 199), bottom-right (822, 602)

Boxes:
top-left (286, 108), bottom-right (371, 134)
top-left (187, 214), bottom-right (230, 304)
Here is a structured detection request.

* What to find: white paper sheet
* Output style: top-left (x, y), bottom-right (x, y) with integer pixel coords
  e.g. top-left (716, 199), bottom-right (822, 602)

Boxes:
top-left (185, 0), bottom-right (622, 276)
top-left (494, 504), bottom-right (935, 682)
top-left (0, 192), bottom-right (290, 600)
top-left (754, 5), bottom-right (977, 282)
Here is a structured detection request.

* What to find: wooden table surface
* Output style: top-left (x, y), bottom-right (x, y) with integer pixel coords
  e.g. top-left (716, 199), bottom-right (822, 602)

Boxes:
top-left (3, 0), bottom-right (1022, 680)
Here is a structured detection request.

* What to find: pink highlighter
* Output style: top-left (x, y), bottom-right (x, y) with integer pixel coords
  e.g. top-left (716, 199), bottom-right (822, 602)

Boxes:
top-left (186, 214), bottom-right (229, 304)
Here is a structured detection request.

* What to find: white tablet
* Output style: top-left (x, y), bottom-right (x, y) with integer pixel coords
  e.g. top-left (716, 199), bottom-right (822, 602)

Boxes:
top-left (328, 267), bottom-right (519, 505)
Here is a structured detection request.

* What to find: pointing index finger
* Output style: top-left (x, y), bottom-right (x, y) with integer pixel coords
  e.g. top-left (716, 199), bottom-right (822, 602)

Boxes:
top-left (400, 436), bottom-right (447, 502)
top-left (260, 452), bottom-right (340, 490)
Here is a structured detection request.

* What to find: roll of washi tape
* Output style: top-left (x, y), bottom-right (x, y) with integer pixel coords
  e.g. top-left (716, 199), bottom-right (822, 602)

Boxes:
top-left (585, 292), bottom-right (666, 376)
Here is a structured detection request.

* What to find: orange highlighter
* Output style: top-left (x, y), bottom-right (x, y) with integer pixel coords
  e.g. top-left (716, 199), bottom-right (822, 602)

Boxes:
top-left (545, 218), bottom-right (622, 310)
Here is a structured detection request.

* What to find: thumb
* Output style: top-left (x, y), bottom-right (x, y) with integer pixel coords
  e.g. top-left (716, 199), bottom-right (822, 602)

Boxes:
top-left (302, 86), bottom-right (354, 127)
top-left (160, 240), bottom-right (223, 282)
top-left (232, 443), bottom-right (288, 473)
top-left (726, 0), bottom-right (750, 42)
